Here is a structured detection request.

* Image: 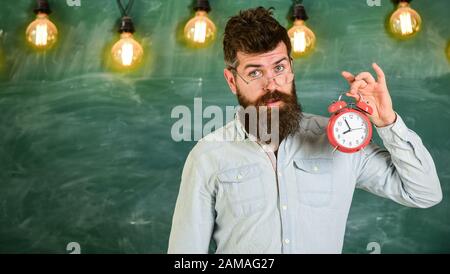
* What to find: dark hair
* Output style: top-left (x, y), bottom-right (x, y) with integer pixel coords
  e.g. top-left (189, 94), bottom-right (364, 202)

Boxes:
top-left (223, 7), bottom-right (292, 69)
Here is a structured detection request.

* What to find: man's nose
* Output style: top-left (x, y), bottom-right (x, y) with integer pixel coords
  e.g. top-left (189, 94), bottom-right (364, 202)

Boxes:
top-left (263, 76), bottom-right (278, 91)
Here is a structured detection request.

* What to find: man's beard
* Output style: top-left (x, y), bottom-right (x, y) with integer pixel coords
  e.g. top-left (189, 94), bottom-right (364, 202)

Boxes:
top-left (236, 82), bottom-right (302, 144)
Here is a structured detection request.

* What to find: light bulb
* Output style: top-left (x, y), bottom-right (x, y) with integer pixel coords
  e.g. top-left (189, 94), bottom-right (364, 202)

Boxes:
top-left (25, 12), bottom-right (58, 49)
top-left (184, 11), bottom-right (216, 47)
top-left (288, 19), bottom-right (316, 58)
top-left (389, 1), bottom-right (422, 39)
top-left (111, 32), bottom-right (144, 68)
top-left (0, 30), bottom-right (3, 71)
top-left (447, 42), bottom-right (450, 61)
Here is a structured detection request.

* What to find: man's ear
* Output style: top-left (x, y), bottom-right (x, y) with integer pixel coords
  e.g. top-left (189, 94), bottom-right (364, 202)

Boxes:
top-left (224, 68), bottom-right (237, 95)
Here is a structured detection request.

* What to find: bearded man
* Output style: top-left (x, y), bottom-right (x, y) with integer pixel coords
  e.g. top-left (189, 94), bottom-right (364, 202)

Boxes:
top-left (168, 7), bottom-right (442, 254)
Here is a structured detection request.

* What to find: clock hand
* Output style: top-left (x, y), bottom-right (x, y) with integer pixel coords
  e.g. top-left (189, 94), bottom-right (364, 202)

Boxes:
top-left (344, 118), bottom-right (352, 131)
top-left (343, 129), bottom-right (351, 134)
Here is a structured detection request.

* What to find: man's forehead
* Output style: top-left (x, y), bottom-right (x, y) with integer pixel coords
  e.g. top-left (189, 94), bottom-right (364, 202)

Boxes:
top-left (236, 42), bottom-right (289, 68)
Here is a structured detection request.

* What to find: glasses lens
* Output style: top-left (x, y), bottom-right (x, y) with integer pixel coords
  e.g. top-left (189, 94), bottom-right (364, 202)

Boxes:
top-left (273, 72), bottom-right (294, 87)
top-left (247, 72), bottom-right (294, 89)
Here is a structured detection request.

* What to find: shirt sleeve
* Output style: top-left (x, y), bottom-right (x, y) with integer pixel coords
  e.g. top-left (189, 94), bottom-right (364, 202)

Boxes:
top-left (355, 112), bottom-right (442, 208)
top-left (167, 150), bottom-right (216, 253)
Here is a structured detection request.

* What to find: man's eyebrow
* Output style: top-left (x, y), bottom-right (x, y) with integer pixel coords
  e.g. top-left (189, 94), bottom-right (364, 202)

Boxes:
top-left (272, 57), bottom-right (289, 65)
top-left (242, 57), bottom-right (289, 70)
top-left (243, 63), bottom-right (263, 70)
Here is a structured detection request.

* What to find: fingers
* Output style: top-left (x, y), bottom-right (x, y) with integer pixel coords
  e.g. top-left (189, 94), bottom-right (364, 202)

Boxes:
top-left (342, 63), bottom-right (385, 82)
top-left (355, 72), bottom-right (376, 84)
top-left (341, 71), bottom-right (355, 85)
top-left (345, 91), bottom-right (366, 103)
top-left (345, 92), bottom-right (358, 100)
top-left (349, 79), bottom-right (367, 94)
top-left (372, 62), bottom-right (385, 82)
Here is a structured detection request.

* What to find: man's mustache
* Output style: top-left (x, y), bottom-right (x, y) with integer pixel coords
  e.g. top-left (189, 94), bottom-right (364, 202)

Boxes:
top-left (256, 90), bottom-right (293, 106)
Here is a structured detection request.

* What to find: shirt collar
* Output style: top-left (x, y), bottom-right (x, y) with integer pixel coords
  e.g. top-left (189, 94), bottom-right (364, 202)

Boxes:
top-left (234, 106), bottom-right (280, 152)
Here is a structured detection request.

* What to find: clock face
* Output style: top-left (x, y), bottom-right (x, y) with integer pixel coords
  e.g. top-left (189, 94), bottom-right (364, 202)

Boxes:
top-left (332, 111), bottom-right (369, 149)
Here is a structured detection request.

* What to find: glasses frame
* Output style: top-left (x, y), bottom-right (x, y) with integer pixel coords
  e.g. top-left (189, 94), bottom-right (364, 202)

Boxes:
top-left (228, 57), bottom-right (295, 88)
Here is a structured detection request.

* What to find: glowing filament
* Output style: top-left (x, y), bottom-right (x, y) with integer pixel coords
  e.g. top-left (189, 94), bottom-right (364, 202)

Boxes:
top-left (399, 12), bottom-right (413, 35)
top-left (193, 20), bottom-right (207, 43)
top-left (293, 31), bottom-right (306, 53)
top-left (35, 24), bottom-right (48, 46)
top-left (121, 42), bottom-right (134, 66)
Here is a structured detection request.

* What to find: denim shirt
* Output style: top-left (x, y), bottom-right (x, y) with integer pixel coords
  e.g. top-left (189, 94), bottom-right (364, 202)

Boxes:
top-left (168, 112), bottom-right (442, 254)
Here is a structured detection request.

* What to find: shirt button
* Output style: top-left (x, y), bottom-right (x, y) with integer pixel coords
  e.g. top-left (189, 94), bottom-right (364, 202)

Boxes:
top-left (237, 174), bottom-right (243, 180)
top-left (284, 239), bottom-right (290, 244)
top-left (278, 172), bottom-right (282, 177)
top-left (282, 205), bottom-right (288, 210)
top-left (313, 166), bottom-right (319, 172)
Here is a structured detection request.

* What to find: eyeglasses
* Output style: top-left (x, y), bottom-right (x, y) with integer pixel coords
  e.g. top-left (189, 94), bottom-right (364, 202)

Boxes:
top-left (229, 59), bottom-right (295, 89)
top-left (235, 71), bottom-right (294, 89)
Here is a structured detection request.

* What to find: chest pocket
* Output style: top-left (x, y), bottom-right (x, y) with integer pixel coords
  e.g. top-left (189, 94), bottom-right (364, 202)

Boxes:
top-left (293, 158), bottom-right (333, 208)
top-left (217, 163), bottom-right (266, 218)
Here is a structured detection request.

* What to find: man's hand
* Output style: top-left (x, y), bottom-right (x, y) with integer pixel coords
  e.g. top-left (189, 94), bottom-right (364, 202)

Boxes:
top-left (341, 63), bottom-right (397, 127)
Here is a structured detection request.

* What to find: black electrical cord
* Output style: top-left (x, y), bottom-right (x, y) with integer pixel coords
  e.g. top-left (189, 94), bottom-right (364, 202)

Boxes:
top-left (116, 0), bottom-right (135, 17)
top-left (116, 0), bottom-right (136, 33)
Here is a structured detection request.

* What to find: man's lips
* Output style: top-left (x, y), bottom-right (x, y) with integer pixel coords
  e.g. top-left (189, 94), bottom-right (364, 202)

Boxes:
top-left (266, 99), bottom-right (282, 107)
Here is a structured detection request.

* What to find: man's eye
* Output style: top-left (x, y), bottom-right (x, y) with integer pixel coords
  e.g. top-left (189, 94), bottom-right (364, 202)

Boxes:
top-left (274, 65), bottom-right (285, 73)
top-left (248, 70), bottom-right (262, 78)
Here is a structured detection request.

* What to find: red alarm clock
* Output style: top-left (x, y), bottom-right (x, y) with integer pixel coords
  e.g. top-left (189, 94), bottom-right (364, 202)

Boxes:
top-left (327, 94), bottom-right (373, 153)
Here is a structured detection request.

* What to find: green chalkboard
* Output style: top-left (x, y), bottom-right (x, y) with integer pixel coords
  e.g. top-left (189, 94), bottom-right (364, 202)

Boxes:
top-left (0, 0), bottom-right (449, 253)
